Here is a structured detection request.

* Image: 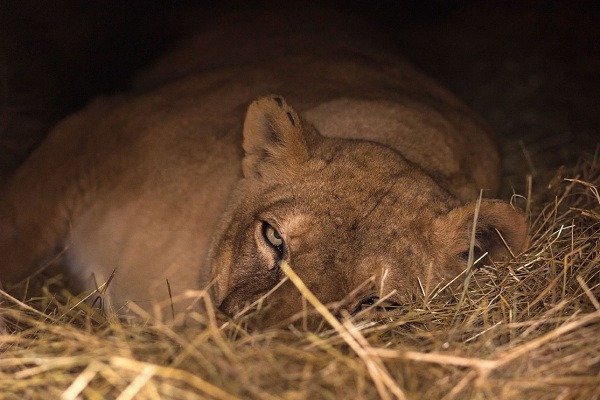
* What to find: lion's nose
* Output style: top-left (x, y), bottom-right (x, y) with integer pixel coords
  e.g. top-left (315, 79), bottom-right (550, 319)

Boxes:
top-left (350, 295), bottom-right (402, 315)
top-left (217, 292), bottom-right (242, 317)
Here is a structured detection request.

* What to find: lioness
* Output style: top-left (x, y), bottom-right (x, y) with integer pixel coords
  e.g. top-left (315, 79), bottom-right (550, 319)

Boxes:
top-left (0, 8), bottom-right (527, 327)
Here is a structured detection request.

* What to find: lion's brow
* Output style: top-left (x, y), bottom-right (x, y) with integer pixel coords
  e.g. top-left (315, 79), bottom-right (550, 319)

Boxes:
top-left (351, 181), bottom-right (398, 230)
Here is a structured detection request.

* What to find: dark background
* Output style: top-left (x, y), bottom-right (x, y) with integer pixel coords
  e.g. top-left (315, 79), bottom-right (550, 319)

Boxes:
top-left (1, 0), bottom-right (598, 194)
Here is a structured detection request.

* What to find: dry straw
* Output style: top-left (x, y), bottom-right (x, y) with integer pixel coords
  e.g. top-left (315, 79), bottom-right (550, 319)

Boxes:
top-left (1, 155), bottom-right (599, 399)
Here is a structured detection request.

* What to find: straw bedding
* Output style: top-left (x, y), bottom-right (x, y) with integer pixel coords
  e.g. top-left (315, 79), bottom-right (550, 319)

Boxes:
top-left (1, 152), bottom-right (598, 399)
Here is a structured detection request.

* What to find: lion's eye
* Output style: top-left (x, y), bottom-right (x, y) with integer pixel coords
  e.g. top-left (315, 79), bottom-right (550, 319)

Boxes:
top-left (262, 223), bottom-right (284, 253)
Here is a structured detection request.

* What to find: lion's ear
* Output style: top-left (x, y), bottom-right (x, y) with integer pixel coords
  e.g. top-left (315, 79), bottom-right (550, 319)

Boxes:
top-left (242, 95), bottom-right (318, 180)
top-left (434, 199), bottom-right (529, 263)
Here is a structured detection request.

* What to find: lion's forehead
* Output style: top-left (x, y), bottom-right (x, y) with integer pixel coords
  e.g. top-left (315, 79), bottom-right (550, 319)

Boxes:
top-left (250, 141), bottom-right (455, 259)
top-left (260, 172), bottom-right (451, 227)
top-left (260, 185), bottom-right (444, 251)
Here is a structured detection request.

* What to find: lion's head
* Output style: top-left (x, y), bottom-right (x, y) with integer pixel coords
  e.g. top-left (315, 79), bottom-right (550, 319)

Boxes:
top-left (208, 96), bottom-right (528, 328)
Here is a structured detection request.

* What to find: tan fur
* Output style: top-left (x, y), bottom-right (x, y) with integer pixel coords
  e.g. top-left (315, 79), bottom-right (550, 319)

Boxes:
top-left (0, 10), bottom-right (528, 326)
